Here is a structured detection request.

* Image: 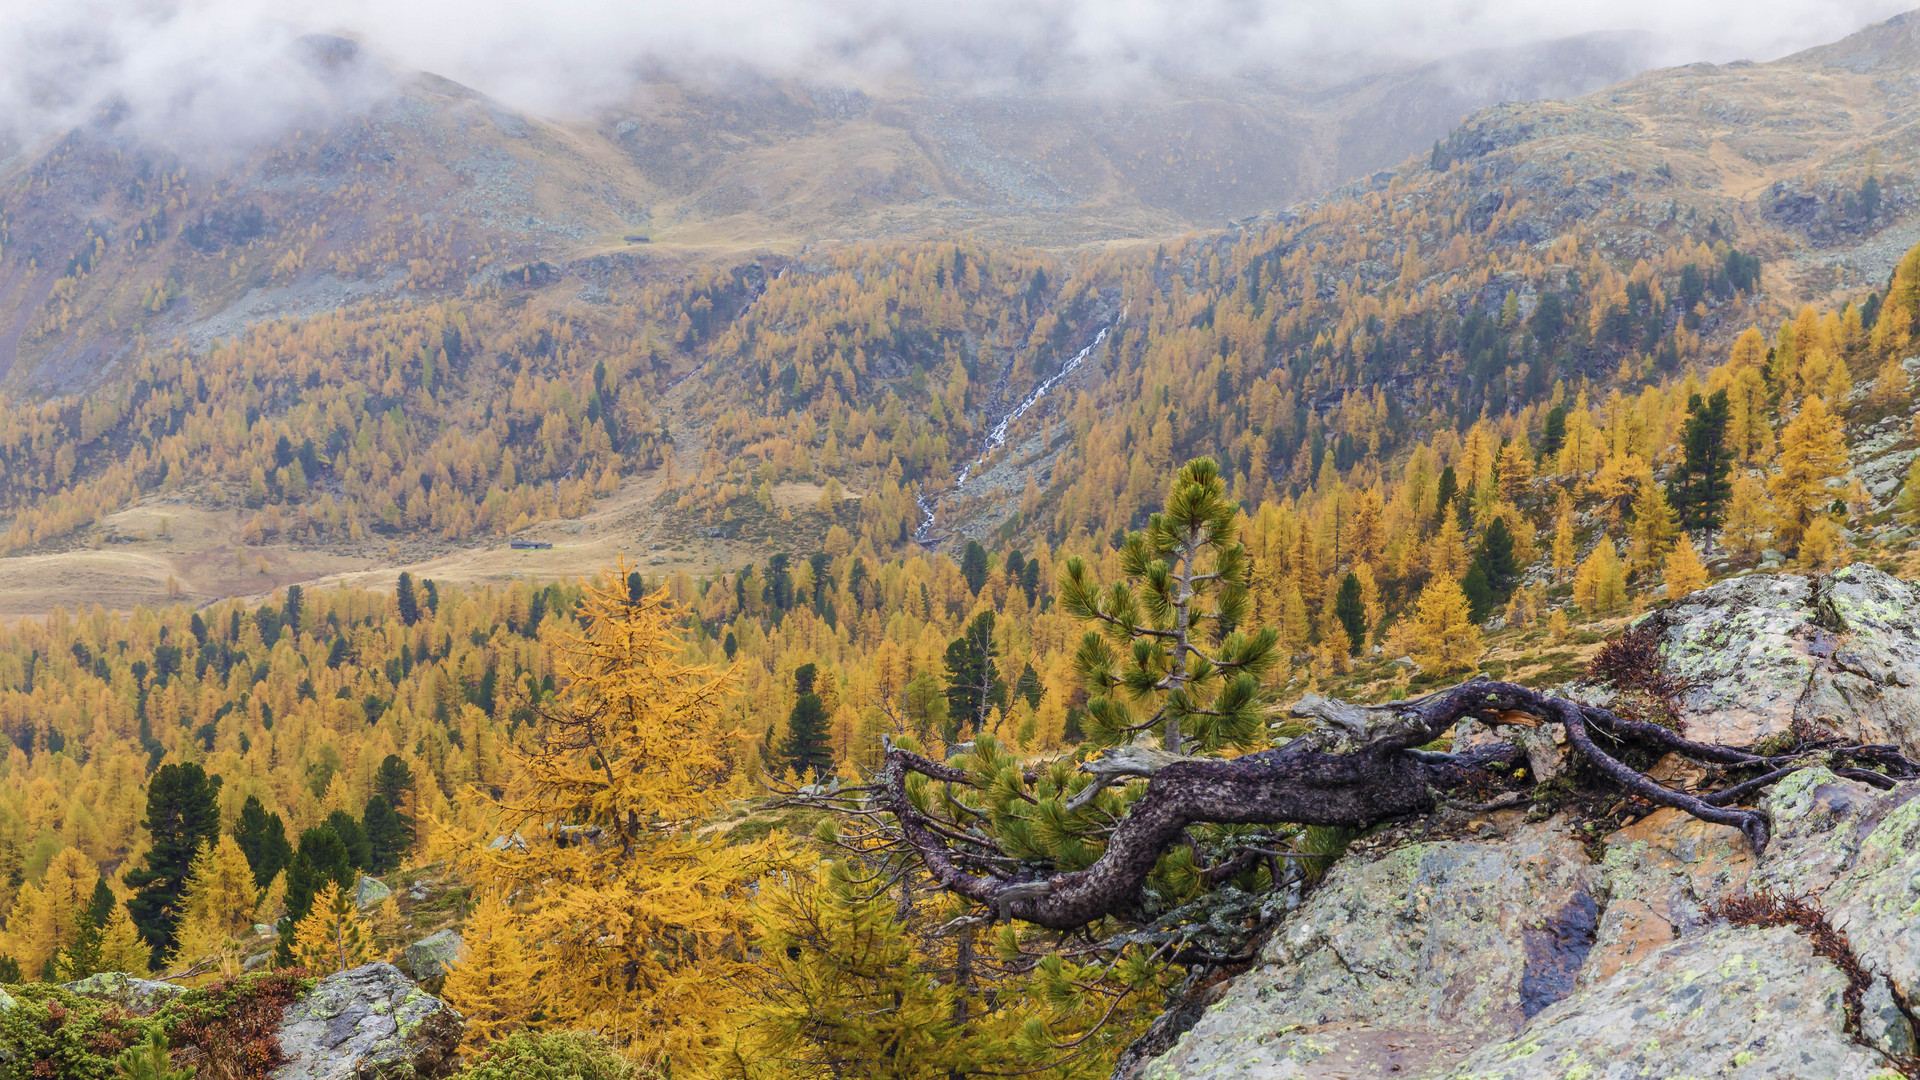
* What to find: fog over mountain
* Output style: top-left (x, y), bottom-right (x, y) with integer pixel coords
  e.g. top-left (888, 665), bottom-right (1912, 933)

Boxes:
top-left (0, 0), bottom-right (1913, 145)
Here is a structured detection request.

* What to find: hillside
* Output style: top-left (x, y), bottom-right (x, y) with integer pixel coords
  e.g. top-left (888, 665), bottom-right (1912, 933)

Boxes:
top-left (0, 15), bottom-right (1916, 613)
top-left (0, 31), bottom-right (1660, 398)
top-left (16, 11), bottom-right (1920, 1078)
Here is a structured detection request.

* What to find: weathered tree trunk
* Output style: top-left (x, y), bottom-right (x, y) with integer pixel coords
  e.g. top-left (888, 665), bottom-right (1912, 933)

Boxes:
top-left (849, 679), bottom-right (1919, 933)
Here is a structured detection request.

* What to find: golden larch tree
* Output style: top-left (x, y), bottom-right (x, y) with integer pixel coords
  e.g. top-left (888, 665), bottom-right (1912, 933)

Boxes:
top-left (1663, 535), bottom-right (1709, 600)
top-left (1721, 473), bottom-right (1774, 560)
top-left (1768, 395), bottom-right (1849, 555)
top-left (1551, 502), bottom-right (1577, 583)
top-left (1797, 517), bottom-right (1852, 572)
top-left (293, 882), bottom-right (371, 975)
top-left (1893, 457), bottom-right (1920, 527)
top-left (441, 889), bottom-right (536, 1049)
top-left (99, 904), bottom-right (153, 974)
top-left (169, 836), bottom-right (262, 971)
top-left (443, 562), bottom-right (798, 1073)
top-left (1625, 478), bottom-right (1678, 573)
top-left (1407, 577), bottom-right (1480, 675)
top-left (6, 847), bottom-right (96, 976)
top-left (1427, 513), bottom-right (1470, 583)
top-left (1573, 538), bottom-right (1628, 615)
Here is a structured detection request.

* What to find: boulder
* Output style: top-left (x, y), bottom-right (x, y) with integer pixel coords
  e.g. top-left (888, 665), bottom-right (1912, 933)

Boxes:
top-left (1640, 564), bottom-right (1920, 754)
top-left (403, 929), bottom-right (463, 980)
top-left (61, 972), bottom-right (188, 1012)
top-left (1147, 775), bottom-right (1920, 1079)
top-left (355, 875), bottom-right (392, 909)
top-left (272, 962), bottom-right (463, 1080)
top-left (1638, 572), bottom-right (1822, 745)
top-left (1441, 924), bottom-right (1886, 1078)
top-left (0, 987), bottom-right (14, 1013)
top-left (1143, 817), bottom-right (1602, 1078)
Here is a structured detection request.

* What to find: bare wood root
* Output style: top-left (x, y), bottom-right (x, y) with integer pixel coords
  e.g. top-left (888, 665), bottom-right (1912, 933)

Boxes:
top-left (799, 681), bottom-right (1920, 933)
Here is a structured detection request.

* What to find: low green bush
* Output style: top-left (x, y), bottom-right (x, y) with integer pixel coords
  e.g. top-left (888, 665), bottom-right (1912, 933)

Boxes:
top-left (459, 1031), bottom-right (636, 1080)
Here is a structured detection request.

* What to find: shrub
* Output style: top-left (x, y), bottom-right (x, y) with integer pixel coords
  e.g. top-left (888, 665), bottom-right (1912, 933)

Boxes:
top-left (0, 986), bottom-right (151, 1080)
top-left (0, 970), bottom-right (312, 1080)
top-left (458, 1031), bottom-right (635, 1080)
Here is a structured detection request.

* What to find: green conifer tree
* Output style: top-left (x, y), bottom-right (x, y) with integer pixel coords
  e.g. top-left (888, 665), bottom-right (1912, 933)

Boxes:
top-left (1472, 517), bottom-right (1518, 601)
top-left (396, 572), bottom-right (421, 626)
top-left (1059, 458), bottom-right (1277, 754)
top-left (1334, 572), bottom-right (1367, 654)
top-left (326, 810), bottom-right (375, 872)
top-left (126, 762), bottom-right (222, 965)
top-left (233, 795), bottom-right (292, 891)
top-left (779, 664), bottom-right (835, 780)
top-left (943, 612), bottom-right (1005, 741)
top-left (1669, 389), bottom-right (1734, 544)
top-left (960, 541), bottom-right (990, 595)
top-left (363, 797), bottom-right (409, 874)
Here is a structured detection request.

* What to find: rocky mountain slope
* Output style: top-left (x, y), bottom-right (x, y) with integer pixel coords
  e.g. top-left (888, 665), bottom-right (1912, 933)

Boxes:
top-left (5, 14), bottom-right (1920, 622)
top-left (0, 27), bottom-right (1659, 396)
top-left (1131, 564), bottom-right (1920, 1079)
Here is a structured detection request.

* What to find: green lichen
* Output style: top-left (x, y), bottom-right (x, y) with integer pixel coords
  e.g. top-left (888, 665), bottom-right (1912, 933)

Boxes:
top-left (1765, 767), bottom-right (1840, 823)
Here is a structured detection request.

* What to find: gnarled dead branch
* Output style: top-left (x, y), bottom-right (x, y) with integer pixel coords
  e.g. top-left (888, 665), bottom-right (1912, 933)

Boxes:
top-left (781, 680), bottom-right (1920, 933)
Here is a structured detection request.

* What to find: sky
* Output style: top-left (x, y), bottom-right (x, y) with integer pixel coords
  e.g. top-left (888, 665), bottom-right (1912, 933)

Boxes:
top-left (0, 0), bottom-right (1912, 144)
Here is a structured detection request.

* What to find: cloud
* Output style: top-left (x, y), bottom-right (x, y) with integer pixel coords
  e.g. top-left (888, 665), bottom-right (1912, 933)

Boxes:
top-left (0, 0), bottom-right (1910, 143)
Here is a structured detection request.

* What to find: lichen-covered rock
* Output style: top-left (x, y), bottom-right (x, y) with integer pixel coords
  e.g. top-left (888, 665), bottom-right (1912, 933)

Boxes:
top-left (1141, 562), bottom-right (1920, 1079)
top-left (1752, 770), bottom-right (1920, 1033)
top-left (1638, 572), bottom-right (1820, 745)
top-left (1801, 566), bottom-right (1920, 759)
top-left (60, 972), bottom-right (188, 1012)
top-left (1440, 924), bottom-right (1887, 1079)
top-left (0, 987), bottom-right (14, 1013)
top-left (403, 929), bottom-right (463, 980)
top-left (1145, 817), bottom-right (1601, 1079)
top-left (272, 962), bottom-right (463, 1080)
top-left (1863, 976), bottom-right (1918, 1058)
top-left (1640, 565), bottom-right (1920, 754)
top-left (355, 875), bottom-right (392, 909)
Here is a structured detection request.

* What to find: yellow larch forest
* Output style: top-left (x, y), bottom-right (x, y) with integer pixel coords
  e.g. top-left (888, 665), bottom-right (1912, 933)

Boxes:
top-left (3, 215), bottom-right (1920, 1078)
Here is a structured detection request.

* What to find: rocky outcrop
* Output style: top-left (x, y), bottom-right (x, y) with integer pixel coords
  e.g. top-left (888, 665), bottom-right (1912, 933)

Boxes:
top-left (403, 929), bottom-right (464, 980)
top-left (1143, 567), bottom-right (1920, 1080)
top-left (273, 963), bottom-right (463, 1080)
top-left (1642, 564), bottom-right (1920, 756)
top-left (355, 875), bottom-right (392, 909)
top-left (61, 972), bottom-right (188, 1011)
top-left (1148, 820), bottom-right (1602, 1077)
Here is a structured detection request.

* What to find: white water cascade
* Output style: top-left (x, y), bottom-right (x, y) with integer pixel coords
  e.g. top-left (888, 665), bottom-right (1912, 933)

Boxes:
top-left (914, 325), bottom-right (1110, 545)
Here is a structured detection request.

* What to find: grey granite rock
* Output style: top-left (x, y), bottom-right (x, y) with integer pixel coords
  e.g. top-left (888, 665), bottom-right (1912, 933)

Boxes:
top-left (1637, 572), bottom-right (1819, 745)
top-left (271, 962), bottom-right (462, 1080)
top-left (1440, 924), bottom-right (1887, 1079)
top-left (355, 875), bottom-right (392, 909)
top-left (1144, 818), bottom-right (1601, 1079)
top-left (402, 929), bottom-right (463, 980)
top-left (60, 972), bottom-right (187, 1012)
top-left (1638, 565), bottom-right (1920, 754)
top-left (1863, 975), bottom-right (1918, 1058)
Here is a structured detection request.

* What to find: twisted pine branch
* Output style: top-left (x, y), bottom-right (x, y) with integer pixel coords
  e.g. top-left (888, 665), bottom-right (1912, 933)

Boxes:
top-left (852, 680), bottom-right (1920, 933)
